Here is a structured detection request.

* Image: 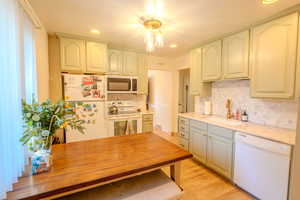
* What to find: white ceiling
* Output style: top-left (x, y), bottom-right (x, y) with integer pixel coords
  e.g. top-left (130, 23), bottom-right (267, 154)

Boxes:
top-left (29, 0), bottom-right (300, 57)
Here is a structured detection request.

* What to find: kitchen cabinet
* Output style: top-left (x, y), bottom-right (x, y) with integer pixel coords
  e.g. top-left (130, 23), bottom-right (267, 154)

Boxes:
top-left (178, 117), bottom-right (189, 150)
top-left (108, 49), bottom-right (123, 74)
top-left (60, 37), bottom-right (86, 72)
top-left (207, 125), bottom-right (234, 179)
top-left (189, 126), bottom-right (207, 164)
top-left (59, 36), bottom-right (107, 73)
top-left (123, 51), bottom-right (138, 76)
top-left (189, 48), bottom-right (211, 96)
top-left (137, 54), bottom-right (149, 94)
top-left (142, 113), bottom-right (153, 132)
top-left (86, 41), bottom-right (107, 73)
top-left (222, 31), bottom-right (250, 79)
top-left (202, 40), bottom-right (222, 82)
top-left (250, 13), bottom-right (298, 99)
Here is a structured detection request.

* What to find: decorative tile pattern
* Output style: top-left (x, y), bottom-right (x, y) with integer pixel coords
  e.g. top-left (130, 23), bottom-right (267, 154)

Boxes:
top-left (195, 80), bottom-right (298, 130)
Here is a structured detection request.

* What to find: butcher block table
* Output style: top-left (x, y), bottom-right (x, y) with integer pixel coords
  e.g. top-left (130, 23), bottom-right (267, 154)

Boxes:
top-left (7, 133), bottom-right (192, 200)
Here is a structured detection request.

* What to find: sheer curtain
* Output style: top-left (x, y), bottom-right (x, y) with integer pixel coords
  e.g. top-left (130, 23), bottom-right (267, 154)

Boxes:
top-left (0, 0), bottom-right (37, 199)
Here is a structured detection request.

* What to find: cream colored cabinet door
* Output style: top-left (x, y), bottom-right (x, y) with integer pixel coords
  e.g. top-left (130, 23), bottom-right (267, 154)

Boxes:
top-left (108, 49), bottom-right (123, 74)
top-left (202, 40), bottom-right (222, 81)
top-left (207, 135), bottom-right (233, 179)
top-left (86, 41), bottom-right (107, 73)
top-left (60, 37), bottom-right (86, 72)
top-left (189, 48), bottom-right (211, 96)
top-left (123, 51), bottom-right (138, 76)
top-left (137, 54), bottom-right (148, 94)
top-left (222, 31), bottom-right (250, 79)
top-left (189, 128), bottom-right (207, 164)
top-left (250, 13), bottom-right (298, 99)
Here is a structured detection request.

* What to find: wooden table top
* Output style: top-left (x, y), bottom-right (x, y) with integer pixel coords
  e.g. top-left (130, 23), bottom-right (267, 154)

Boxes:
top-left (7, 133), bottom-right (192, 200)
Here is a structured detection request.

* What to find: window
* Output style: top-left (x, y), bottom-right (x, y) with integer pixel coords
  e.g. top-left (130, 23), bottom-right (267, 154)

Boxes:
top-left (0, 0), bottom-right (38, 198)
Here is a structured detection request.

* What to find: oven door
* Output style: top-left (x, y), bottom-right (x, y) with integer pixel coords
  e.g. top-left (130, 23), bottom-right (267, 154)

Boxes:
top-left (106, 117), bottom-right (142, 137)
top-left (107, 77), bottom-right (131, 92)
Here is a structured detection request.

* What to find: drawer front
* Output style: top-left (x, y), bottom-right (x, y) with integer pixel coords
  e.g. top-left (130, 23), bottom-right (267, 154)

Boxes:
top-left (190, 120), bottom-right (207, 131)
top-left (178, 137), bottom-right (189, 151)
top-left (143, 122), bottom-right (153, 132)
top-left (143, 114), bottom-right (153, 122)
top-left (208, 124), bottom-right (234, 140)
top-left (179, 117), bottom-right (190, 127)
top-left (178, 130), bottom-right (189, 140)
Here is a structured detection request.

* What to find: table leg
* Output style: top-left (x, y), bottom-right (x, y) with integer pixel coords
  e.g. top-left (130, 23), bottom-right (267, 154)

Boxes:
top-left (170, 161), bottom-right (181, 185)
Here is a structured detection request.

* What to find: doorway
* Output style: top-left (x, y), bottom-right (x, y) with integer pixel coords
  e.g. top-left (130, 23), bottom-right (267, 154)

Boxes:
top-left (178, 69), bottom-right (194, 113)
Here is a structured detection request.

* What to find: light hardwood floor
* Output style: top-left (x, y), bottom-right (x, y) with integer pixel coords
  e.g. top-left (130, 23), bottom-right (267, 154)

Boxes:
top-left (156, 131), bottom-right (255, 200)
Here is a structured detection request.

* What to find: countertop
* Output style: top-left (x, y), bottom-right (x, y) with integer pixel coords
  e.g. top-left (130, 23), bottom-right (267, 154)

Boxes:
top-left (178, 112), bottom-right (296, 145)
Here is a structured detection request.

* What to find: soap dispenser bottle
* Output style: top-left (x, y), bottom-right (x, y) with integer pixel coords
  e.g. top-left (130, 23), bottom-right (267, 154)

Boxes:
top-left (241, 110), bottom-right (248, 122)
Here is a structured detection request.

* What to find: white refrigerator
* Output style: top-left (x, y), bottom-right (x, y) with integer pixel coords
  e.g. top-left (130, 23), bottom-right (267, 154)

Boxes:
top-left (63, 74), bottom-right (107, 143)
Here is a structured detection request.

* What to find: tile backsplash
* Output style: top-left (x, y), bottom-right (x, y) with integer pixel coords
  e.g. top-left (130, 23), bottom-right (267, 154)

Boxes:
top-left (195, 80), bottom-right (298, 130)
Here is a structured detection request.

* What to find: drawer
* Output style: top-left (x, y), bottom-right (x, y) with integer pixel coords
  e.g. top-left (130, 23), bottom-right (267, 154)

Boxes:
top-left (179, 124), bottom-right (188, 133)
top-left (190, 120), bottom-right (207, 131)
top-left (208, 124), bottom-right (234, 140)
top-left (177, 137), bottom-right (189, 151)
top-left (143, 123), bottom-right (153, 132)
top-left (179, 117), bottom-right (189, 127)
top-left (143, 114), bottom-right (153, 122)
top-left (178, 129), bottom-right (189, 140)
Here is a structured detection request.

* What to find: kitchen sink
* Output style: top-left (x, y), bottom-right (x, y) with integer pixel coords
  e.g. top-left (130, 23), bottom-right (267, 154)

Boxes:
top-left (207, 116), bottom-right (242, 126)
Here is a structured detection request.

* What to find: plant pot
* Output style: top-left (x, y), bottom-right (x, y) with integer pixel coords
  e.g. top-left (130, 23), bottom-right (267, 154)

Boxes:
top-left (31, 149), bottom-right (52, 175)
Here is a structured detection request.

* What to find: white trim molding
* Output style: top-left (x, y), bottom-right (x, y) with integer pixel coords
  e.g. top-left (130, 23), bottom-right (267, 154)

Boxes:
top-left (18, 0), bottom-right (42, 29)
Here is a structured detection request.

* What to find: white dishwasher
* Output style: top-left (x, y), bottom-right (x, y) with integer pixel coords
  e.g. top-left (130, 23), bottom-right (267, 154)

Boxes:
top-left (234, 132), bottom-right (291, 200)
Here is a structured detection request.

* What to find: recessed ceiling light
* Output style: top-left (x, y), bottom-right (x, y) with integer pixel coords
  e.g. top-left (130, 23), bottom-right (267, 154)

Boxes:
top-left (90, 29), bottom-right (100, 34)
top-left (262, 0), bottom-right (279, 4)
top-left (169, 44), bottom-right (177, 48)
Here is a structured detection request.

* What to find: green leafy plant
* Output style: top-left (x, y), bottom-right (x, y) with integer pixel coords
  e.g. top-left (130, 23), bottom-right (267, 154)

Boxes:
top-left (20, 98), bottom-right (86, 152)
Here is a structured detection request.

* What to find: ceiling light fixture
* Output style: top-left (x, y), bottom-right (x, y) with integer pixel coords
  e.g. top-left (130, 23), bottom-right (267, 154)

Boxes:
top-left (90, 29), bottom-right (100, 34)
top-left (262, 0), bottom-right (279, 4)
top-left (141, 0), bottom-right (164, 52)
top-left (169, 44), bottom-right (177, 48)
top-left (141, 17), bottom-right (164, 52)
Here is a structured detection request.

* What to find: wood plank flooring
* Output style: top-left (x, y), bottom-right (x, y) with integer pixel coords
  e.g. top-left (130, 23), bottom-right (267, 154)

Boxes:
top-left (156, 131), bottom-right (255, 200)
top-left (162, 159), bottom-right (254, 200)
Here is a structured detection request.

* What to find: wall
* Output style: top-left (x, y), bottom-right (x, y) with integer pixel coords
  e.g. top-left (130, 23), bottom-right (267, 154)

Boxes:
top-left (195, 80), bottom-right (298, 130)
top-left (148, 70), bottom-right (174, 132)
top-left (35, 25), bottom-right (49, 102)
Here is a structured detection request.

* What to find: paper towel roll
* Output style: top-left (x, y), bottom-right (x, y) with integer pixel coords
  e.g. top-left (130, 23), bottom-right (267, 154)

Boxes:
top-left (204, 101), bottom-right (212, 115)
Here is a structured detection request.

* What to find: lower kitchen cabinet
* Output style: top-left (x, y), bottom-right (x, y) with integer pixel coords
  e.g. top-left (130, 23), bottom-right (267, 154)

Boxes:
top-left (142, 113), bottom-right (153, 132)
top-left (189, 127), bottom-right (207, 164)
top-left (182, 117), bottom-right (235, 180)
top-left (207, 134), bottom-right (233, 179)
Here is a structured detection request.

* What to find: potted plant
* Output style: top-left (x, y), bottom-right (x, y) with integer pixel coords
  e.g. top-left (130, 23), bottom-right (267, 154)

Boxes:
top-left (20, 98), bottom-right (86, 174)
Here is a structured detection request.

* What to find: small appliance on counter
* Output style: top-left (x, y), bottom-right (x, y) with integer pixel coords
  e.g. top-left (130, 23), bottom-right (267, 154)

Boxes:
top-left (204, 101), bottom-right (212, 115)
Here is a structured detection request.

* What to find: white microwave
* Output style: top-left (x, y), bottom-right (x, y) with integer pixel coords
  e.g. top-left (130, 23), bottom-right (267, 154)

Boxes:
top-left (106, 75), bottom-right (138, 93)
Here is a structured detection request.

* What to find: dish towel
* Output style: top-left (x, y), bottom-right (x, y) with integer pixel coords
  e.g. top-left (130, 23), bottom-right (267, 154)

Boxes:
top-left (125, 120), bottom-right (135, 135)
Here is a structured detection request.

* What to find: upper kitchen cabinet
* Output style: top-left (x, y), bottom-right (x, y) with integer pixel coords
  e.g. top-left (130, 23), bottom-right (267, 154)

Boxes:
top-left (59, 36), bottom-right (108, 73)
top-left (250, 13), bottom-right (298, 99)
top-left (123, 51), bottom-right (138, 76)
top-left (202, 40), bottom-right (222, 82)
top-left (108, 49), bottom-right (123, 74)
top-left (222, 31), bottom-right (250, 79)
top-left (60, 37), bottom-right (86, 72)
top-left (86, 41), bottom-right (107, 73)
top-left (137, 54), bottom-right (148, 94)
top-left (189, 48), bottom-right (211, 97)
